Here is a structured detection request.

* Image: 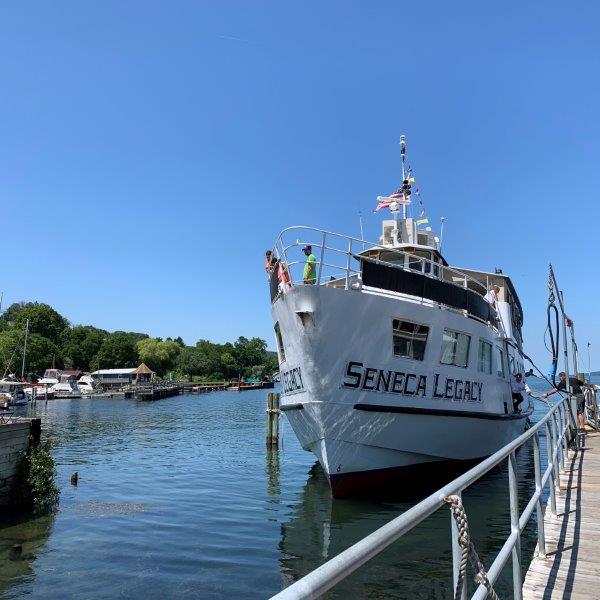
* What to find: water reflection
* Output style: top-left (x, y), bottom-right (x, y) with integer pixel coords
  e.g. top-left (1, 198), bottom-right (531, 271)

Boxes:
top-left (0, 512), bottom-right (55, 595)
top-left (279, 438), bottom-right (541, 599)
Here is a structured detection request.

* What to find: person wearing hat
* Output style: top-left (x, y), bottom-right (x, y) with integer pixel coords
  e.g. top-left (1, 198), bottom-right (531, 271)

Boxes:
top-left (302, 245), bottom-right (317, 284)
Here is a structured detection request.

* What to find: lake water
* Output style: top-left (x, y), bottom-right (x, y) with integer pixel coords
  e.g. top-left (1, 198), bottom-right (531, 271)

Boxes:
top-left (0, 379), bottom-right (582, 599)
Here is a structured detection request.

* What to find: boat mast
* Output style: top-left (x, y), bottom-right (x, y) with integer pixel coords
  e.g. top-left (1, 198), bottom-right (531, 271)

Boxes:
top-left (21, 318), bottom-right (29, 379)
top-left (400, 135), bottom-right (407, 219)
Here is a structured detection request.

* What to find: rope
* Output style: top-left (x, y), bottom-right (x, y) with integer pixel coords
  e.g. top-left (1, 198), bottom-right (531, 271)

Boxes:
top-left (444, 495), bottom-right (501, 600)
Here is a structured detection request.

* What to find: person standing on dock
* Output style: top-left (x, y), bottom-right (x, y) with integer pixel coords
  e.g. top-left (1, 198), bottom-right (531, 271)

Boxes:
top-left (542, 372), bottom-right (589, 430)
top-left (302, 245), bottom-right (317, 284)
top-left (510, 372), bottom-right (530, 413)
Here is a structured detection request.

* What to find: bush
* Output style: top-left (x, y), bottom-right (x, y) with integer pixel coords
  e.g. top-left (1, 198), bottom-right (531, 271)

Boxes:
top-left (10, 441), bottom-right (60, 514)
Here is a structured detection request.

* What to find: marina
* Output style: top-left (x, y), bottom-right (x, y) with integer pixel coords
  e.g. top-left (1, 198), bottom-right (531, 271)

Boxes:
top-left (0, 381), bottom-right (596, 599)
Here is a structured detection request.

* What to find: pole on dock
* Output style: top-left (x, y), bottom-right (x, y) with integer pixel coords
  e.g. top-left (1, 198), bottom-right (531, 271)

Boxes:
top-left (266, 392), bottom-right (280, 446)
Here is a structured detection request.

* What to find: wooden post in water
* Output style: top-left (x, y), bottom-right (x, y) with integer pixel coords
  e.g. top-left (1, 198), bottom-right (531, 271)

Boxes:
top-left (266, 392), bottom-right (280, 446)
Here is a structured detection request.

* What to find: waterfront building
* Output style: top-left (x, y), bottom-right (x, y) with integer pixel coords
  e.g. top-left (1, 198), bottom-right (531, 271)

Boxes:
top-left (91, 364), bottom-right (155, 388)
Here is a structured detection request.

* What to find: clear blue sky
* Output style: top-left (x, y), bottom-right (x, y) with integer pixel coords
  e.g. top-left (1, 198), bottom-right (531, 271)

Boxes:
top-left (2, 2), bottom-right (599, 370)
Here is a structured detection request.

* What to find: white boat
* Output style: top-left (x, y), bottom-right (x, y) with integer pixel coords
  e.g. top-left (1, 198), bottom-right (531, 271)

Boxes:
top-left (0, 379), bottom-right (29, 407)
top-left (269, 138), bottom-right (532, 497)
top-left (77, 374), bottom-right (98, 396)
top-left (24, 368), bottom-right (61, 400)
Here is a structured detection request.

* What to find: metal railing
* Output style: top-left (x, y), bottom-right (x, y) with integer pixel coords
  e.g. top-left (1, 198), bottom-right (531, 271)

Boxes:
top-left (270, 395), bottom-right (576, 600)
top-left (271, 226), bottom-right (489, 296)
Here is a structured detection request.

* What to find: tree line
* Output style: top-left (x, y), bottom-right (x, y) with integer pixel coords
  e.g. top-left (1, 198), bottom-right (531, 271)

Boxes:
top-left (0, 302), bottom-right (278, 381)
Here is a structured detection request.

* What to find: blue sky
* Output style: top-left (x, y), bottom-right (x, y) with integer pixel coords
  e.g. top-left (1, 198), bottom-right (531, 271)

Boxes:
top-left (2, 2), bottom-right (599, 369)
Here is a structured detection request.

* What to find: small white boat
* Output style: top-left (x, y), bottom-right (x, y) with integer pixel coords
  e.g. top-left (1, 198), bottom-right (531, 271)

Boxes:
top-left (0, 379), bottom-right (29, 407)
top-left (77, 374), bottom-right (98, 396)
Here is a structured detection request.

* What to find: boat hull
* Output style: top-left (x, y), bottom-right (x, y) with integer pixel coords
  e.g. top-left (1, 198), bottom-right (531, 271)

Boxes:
top-left (273, 285), bottom-right (531, 497)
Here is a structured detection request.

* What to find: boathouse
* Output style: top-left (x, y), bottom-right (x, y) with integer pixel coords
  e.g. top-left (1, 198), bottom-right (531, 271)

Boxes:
top-left (91, 364), bottom-right (156, 388)
top-left (91, 368), bottom-right (136, 388)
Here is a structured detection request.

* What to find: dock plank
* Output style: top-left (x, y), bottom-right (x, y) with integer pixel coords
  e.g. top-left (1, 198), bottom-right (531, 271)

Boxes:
top-left (523, 429), bottom-right (600, 600)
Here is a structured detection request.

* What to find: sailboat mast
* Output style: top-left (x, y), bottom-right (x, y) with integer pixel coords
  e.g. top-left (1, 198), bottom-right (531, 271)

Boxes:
top-left (21, 318), bottom-right (29, 379)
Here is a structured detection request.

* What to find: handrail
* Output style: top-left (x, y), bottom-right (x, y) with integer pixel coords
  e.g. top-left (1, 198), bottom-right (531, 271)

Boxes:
top-left (271, 225), bottom-right (489, 296)
top-left (270, 395), bottom-right (574, 600)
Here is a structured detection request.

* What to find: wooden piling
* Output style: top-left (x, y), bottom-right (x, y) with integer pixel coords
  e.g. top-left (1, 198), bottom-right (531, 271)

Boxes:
top-left (266, 392), bottom-right (280, 446)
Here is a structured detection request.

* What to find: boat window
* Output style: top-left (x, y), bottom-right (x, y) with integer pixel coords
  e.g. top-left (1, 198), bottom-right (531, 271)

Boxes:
top-left (477, 340), bottom-right (492, 374)
top-left (274, 322), bottom-right (285, 363)
top-left (440, 329), bottom-right (471, 368)
top-left (496, 346), bottom-right (505, 377)
top-left (408, 256), bottom-right (422, 272)
top-left (392, 319), bottom-right (429, 361)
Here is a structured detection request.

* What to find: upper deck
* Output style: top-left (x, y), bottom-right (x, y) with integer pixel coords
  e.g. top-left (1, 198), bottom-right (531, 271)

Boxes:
top-left (269, 224), bottom-right (523, 341)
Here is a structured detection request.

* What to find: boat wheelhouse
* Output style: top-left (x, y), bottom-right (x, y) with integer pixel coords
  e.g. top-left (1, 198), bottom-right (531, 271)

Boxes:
top-left (268, 139), bottom-right (530, 497)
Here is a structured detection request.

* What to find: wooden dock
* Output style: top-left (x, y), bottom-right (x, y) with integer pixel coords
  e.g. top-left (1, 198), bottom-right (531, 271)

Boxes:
top-left (523, 428), bottom-right (600, 599)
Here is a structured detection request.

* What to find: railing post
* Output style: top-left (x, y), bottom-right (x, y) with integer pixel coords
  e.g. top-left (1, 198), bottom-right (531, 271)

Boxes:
top-left (345, 239), bottom-right (352, 290)
top-left (450, 493), bottom-right (467, 600)
top-left (317, 232), bottom-right (327, 285)
top-left (508, 452), bottom-right (523, 600)
top-left (532, 432), bottom-right (546, 557)
top-left (545, 422), bottom-right (557, 516)
top-left (551, 412), bottom-right (562, 491)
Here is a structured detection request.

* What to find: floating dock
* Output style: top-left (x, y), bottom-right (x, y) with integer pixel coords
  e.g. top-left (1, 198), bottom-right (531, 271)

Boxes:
top-left (523, 428), bottom-right (600, 599)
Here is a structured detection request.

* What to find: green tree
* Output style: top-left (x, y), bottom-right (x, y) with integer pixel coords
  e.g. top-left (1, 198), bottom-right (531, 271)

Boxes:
top-left (0, 302), bottom-right (69, 345)
top-left (136, 338), bottom-right (181, 376)
top-left (60, 326), bottom-right (108, 371)
top-left (176, 346), bottom-right (211, 378)
top-left (92, 333), bottom-right (139, 370)
top-left (220, 351), bottom-right (239, 378)
top-left (0, 330), bottom-right (60, 376)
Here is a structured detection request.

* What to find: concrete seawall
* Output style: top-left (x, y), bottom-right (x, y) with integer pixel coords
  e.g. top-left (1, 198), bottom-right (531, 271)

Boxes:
top-left (0, 418), bottom-right (41, 506)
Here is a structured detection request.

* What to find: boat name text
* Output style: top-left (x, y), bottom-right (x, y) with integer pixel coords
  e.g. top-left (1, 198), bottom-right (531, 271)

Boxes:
top-left (281, 366), bottom-right (305, 396)
top-left (342, 361), bottom-right (483, 402)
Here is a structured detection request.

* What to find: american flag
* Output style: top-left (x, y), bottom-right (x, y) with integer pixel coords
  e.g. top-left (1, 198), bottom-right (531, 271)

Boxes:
top-left (373, 190), bottom-right (409, 212)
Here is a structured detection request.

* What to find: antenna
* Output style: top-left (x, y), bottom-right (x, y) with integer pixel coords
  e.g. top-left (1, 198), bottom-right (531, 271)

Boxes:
top-left (400, 135), bottom-right (407, 219)
top-left (439, 217), bottom-right (446, 251)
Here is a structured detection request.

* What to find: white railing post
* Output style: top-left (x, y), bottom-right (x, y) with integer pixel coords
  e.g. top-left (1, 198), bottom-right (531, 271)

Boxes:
top-left (345, 239), bottom-right (352, 290)
top-left (450, 493), bottom-right (467, 600)
top-left (551, 412), bottom-right (562, 491)
top-left (508, 452), bottom-right (523, 600)
top-left (545, 422), bottom-right (557, 516)
top-left (532, 432), bottom-right (546, 557)
top-left (317, 232), bottom-right (327, 285)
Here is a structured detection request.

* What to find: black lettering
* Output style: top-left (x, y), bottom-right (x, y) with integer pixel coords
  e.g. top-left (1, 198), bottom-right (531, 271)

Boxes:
top-left (392, 371), bottom-right (405, 393)
top-left (290, 370), bottom-right (297, 390)
top-left (376, 369), bottom-right (391, 392)
top-left (404, 373), bottom-right (416, 396)
top-left (454, 380), bottom-right (463, 400)
top-left (295, 368), bottom-right (304, 389)
top-left (477, 382), bottom-right (483, 402)
top-left (343, 361), bottom-right (363, 389)
top-left (416, 375), bottom-right (427, 397)
top-left (362, 368), bottom-right (377, 391)
top-left (433, 374), bottom-right (444, 398)
top-left (283, 372), bottom-right (289, 393)
top-left (471, 382), bottom-right (478, 402)
top-left (444, 379), bottom-right (455, 399)
top-left (463, 381), bottom-right (471, 401)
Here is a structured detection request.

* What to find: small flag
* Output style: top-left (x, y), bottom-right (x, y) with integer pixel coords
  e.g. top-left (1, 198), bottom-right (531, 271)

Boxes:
top-left (416, 218), bottom-right (429, 226)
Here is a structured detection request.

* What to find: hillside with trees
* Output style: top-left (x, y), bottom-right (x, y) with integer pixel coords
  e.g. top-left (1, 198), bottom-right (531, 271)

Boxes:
top-left (0, 302), bottom-right (278, 381)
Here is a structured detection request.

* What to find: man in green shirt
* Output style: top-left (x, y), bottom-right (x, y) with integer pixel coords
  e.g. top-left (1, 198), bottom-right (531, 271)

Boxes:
top-left (302, 245), bottom-right (317, 284)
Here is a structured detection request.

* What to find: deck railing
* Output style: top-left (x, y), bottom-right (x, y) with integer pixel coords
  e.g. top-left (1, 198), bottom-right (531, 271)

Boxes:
top-left (270, 394), bottom-right (580, 600)
top-left (271, 226), bottom-right (489, 296)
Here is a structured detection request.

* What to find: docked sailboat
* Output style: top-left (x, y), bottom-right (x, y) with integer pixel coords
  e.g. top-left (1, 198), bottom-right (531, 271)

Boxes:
top-left (268, 137), bottom-right (531, 497)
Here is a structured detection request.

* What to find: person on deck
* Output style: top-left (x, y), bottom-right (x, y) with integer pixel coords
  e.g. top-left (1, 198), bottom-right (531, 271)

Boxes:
top-left (484, 285), bottom-right (501, 309)
top-left (264, 250), bottom-right (275, 274)
top-left (302, 245), bottom-right (317, 284)
top-left (542, 372), bottom-right (590, 430)
top-left (510, 372), bottom-right (531, 413)
top-left (276, 258), bottom-right (291, 291)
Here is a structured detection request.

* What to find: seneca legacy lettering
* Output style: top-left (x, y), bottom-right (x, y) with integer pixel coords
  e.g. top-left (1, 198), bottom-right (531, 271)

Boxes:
top-left (342, 361), bottom-right (483, 402)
